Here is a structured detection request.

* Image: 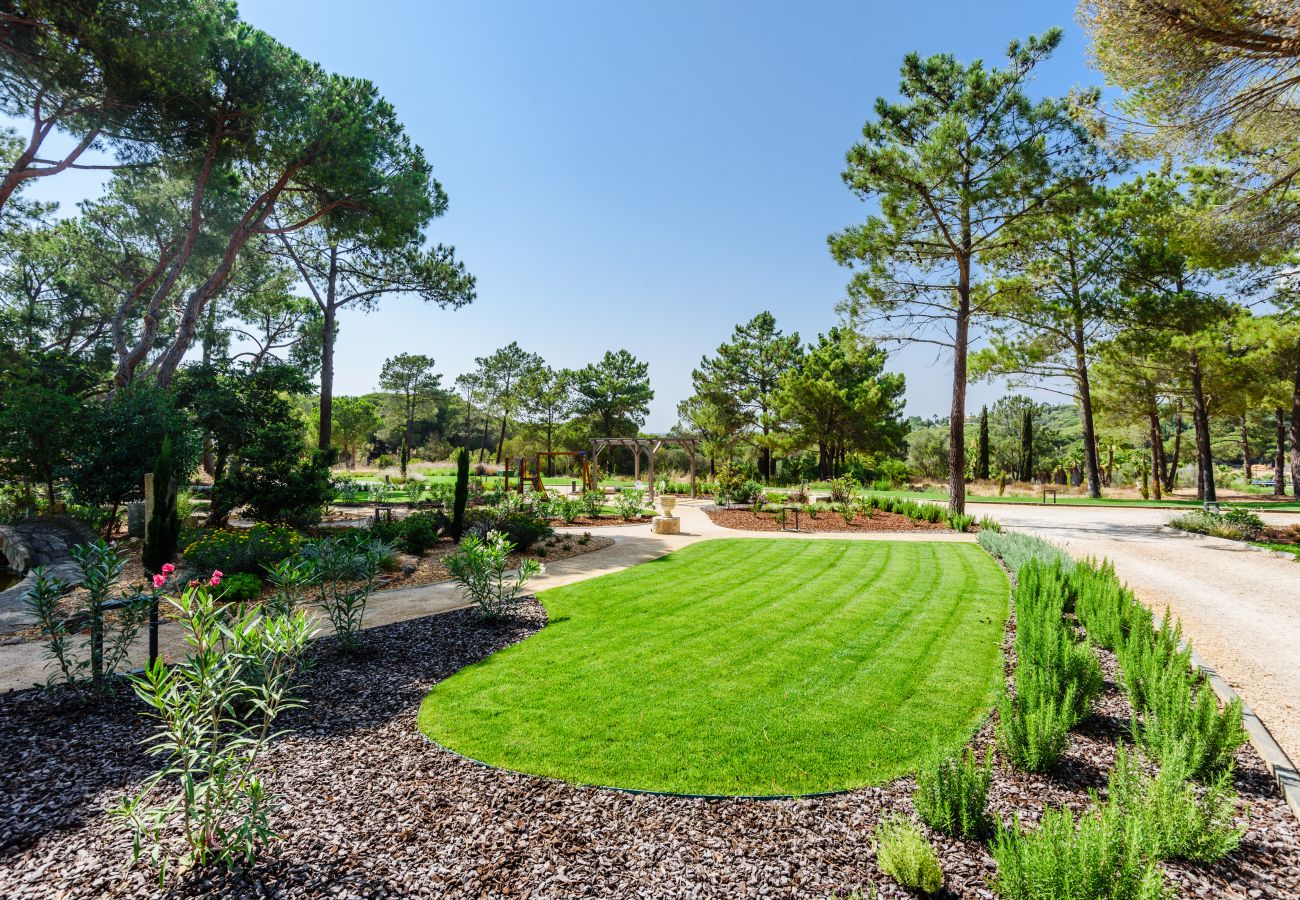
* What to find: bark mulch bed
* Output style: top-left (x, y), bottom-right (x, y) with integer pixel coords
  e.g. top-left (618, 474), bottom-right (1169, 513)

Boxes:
top-left (1, 604), bottom-right (1297, 898)
top-left (704, 505), bottom-right (961, 535)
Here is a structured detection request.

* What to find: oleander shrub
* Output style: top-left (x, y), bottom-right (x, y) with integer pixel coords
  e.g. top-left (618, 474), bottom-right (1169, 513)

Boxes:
top-left (216, 572), bottom-right (262, 603)
top-left (446, 530), bottom-right (541, 622)
top-left (913, 748), bottom-right (992, 839)
top-left (614, 488), bottom-right (647, 521)
top-left (183, 523), bottom-right (303, 576)
top-left (991, 803), bottom-right (1168, 900)
top-left (996, 682), bottom-right (1076, 773)
top-left (1107, 743), bottom-right (1242, 864)
top-left (873, 816), bottom-right (943, 895)
top-left (828, 475), bottom-right (859, 504)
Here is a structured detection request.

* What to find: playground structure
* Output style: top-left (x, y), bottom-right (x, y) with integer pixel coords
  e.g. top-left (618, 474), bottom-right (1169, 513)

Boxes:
top-left (506, 451), bottom-right (596, 494)
top-left (590, 435), bottom-right (700, 503)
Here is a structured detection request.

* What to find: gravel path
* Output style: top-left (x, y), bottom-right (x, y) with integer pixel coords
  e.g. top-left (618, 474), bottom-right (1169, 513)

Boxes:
top-left (986, 503), bottom-right (1300, 768)
top-left (2, 605), bottom-right (1297, 900)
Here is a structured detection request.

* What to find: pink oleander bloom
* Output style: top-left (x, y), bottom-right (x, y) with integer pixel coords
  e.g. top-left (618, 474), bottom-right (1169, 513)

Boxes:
top-left (209, 574), bottom-right (222, 587)
top-left (212, 570), bottom-right (223, 579)
top-left (161, 563), bottom-right (175, 575)
top-left (152, 574), bottom-right (166, 589)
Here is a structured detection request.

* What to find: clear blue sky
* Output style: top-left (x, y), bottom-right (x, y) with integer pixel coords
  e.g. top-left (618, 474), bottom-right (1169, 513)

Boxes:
top-left (27, 0), bottom-right (1103, 430)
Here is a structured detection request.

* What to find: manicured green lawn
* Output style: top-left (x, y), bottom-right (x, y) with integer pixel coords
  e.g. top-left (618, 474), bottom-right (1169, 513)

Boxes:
top-left (419, 539), bottom-right (1009, 796)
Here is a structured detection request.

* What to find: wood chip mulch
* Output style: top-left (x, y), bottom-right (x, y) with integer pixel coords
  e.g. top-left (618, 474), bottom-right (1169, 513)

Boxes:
top-left (704, 506), bottom-right (960, 534)
top-left (1, 601), bottom-right (1297, 898)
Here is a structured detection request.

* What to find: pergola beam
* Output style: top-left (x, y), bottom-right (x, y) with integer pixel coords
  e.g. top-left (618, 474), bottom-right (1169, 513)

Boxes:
top-left (589, 435), bottom-right (701, 501)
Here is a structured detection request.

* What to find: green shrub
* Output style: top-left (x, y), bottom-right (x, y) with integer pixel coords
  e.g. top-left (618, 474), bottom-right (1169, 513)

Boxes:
top-left (1013, 560), bottom-right (1102, 723)
top-left (216, 572), bottom-right (262, 603)
top-left (396, 510), bottom-right (443, 554)
top-left (873, 816), bottom-right (942, 895)
top-left (914, 748), bottom-right (992, 839)
top-left (1131, 666), bottom-right (1246, 780)
top-left (465, 508), bottom-right (553, 552)
top-left (1070, 560), bottom-right (1149, 651)
top-left (996, 683), bottom-right (1076, 773)
top-left (828, 475), bottom-right (859, 504)
top-left (1168, 508), bottom-right (1264, 542)
top-left (298, 534), bottom-right (392, 654)
top-left (979, 515), bottom-right (1003, 533)
top-left (580, 490), bottom-right (603, 519)
top-left (446, 530), bottom-right (541, 622)
top-left (1107, 743), bottom-right (1242, 863)
top-left (614, 487), bottom-right (648, 520)
top-left (978, 530), bottom-right (1072, 574)
top-left (945, 512), bottom-right (975, 532)
top-left (1116, 611), bottom-right (1191, 713)
top-left (183, 523), bottom-right (303, 576)
top-left (991, 803), bottom-right (1169, 900)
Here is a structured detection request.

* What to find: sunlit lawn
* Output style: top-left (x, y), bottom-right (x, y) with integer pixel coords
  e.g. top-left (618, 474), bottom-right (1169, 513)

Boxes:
top-left (420, 538), bottom-right (1009, 795)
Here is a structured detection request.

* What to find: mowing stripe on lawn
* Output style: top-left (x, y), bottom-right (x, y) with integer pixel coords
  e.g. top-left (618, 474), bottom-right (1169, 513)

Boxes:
top-left (419, 538), bottom-right (1009, 795)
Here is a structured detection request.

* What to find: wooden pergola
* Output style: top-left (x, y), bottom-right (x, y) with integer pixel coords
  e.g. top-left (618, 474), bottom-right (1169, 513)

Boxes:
top-left (590, 435), bottom-right (701, 501)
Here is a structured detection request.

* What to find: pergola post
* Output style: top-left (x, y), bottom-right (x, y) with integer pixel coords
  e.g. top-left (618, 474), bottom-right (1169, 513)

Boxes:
top-left (688, 440), bottom-right (697, 498)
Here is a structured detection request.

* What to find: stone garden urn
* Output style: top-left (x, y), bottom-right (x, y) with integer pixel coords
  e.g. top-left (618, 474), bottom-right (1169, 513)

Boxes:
top-left (652, 494), bottom-right (681, 535)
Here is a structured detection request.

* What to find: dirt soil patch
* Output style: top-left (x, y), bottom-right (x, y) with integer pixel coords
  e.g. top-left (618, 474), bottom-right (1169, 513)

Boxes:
top-left (1, 596), bottom-right (1295, 899)
top-left (704, 505), bottom-right (960, 534)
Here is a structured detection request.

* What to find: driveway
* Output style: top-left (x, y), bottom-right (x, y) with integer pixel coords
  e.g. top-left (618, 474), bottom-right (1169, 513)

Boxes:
top-left (981, 501), bottom-right (1300, 765)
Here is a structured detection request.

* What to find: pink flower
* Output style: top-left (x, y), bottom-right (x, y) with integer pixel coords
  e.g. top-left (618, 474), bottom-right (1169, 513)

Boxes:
top-left (161, 563), bottom-right (175, 575)
top-left (212, 570), bottom-right (223, 579)
top-left (152, 574), bottom-right (166, 589)
top-left (209, 574), bottom-right (222, 588)
top-left (188, 579), bottom-right (199, 588)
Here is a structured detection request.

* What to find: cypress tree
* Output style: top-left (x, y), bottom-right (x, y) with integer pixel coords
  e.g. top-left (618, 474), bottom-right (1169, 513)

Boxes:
top-left (451, 446), bottom-right (470, 539)
top-left (976, 405), bottom-right (991, 480)
top-left (142, 436), bottom-right (180, 574)
top-left (1019, 409), bottom-right (1034, 483)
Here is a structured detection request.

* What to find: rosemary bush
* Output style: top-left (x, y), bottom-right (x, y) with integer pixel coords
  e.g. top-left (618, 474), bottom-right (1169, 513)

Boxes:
top-left (1107, 743), bottom-right (1242, 863)
top-left (873, 816), bottom-right (943, 895)
top-left (913, 748), bottom-right (992, 839)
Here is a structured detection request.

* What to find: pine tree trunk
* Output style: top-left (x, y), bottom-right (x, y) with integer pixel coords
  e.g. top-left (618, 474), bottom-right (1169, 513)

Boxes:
top-left (1189, 349), bottom-right (1215, 503)
top-left (1165, 411), bottom-right (1183, 492)
top-left (1148, 411), bottom-right (1163, 501)
top-left (1074, 333), bottom-right (1102, 498)
top-left (947, 263), bottom-right (970, 515)
top-left (1290, 344), bottom-right (1300, 499)
top-left (1274, 408), bottom-right (1287, 497)
top-left (1240, 419), bottom-right (1252, 482)
top-left (317, 249), bottom-right (339, 452)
